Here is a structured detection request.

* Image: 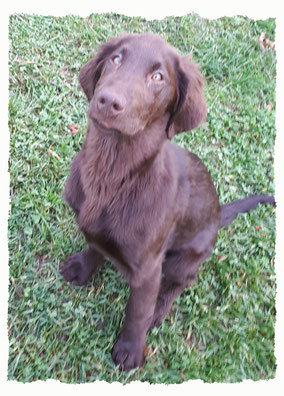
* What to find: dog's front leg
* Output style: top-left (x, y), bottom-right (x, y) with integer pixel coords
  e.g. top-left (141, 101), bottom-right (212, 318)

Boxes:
top-left (112, 261), bottom-right (161, 370)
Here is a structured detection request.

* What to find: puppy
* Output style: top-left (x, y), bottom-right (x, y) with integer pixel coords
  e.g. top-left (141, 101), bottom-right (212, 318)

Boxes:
top-left (61, 33), bottom-right (275, 370)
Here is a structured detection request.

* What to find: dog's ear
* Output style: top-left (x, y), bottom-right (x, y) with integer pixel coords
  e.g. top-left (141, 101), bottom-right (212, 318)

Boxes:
top-left (167, 55), bottom-right (207, 138)
top-left (79, 35), bottom-right (130, 101)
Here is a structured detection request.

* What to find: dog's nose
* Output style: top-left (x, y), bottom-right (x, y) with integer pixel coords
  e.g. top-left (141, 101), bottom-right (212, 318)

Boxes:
top-left (97, 92), bottom-right (125, 117)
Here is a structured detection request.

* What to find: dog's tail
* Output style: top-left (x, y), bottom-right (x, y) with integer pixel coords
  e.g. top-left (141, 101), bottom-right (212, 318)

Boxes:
top-left (220, 194), bottom-right (275, 228)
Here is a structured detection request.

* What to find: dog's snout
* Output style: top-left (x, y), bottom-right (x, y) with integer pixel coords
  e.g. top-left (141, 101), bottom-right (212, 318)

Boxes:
top-left (97, 91), bottom-right (125, 117)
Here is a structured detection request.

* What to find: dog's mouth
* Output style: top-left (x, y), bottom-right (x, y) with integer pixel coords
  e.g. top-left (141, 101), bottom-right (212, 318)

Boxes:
top-left (91, 117), bottom-right (121, 134)
top-left (91, 117), bottom-right (140, 137)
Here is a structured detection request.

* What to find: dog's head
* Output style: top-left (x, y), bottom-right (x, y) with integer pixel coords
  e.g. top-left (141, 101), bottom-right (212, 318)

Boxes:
top-left (79, 33), bottom-right (207, 138)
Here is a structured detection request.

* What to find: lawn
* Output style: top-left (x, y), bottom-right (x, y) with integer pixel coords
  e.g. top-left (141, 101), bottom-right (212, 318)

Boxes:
top-left (8, 13), bottom-right (276, 383)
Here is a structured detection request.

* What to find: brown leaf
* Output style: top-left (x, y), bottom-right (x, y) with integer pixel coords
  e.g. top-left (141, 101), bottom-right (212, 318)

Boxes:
top-left (265, 38), bottom-right (275, 49)
top-left (68, 124), bottom-right (79, 134)
top-left (144, 344), bottom-right (150, 357)
top-left (217, 255), bottom-right (228, 262)
top-left (258, 32), bottom-right (275, 50)
top-left (258, 32), bottom-right (266, 50)
top-left (47, 148), bottom-right (60, 160)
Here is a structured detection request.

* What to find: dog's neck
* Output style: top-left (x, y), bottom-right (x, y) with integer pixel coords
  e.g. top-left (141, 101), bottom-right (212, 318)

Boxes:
top-left (79, 116), bottom-right (169, 225)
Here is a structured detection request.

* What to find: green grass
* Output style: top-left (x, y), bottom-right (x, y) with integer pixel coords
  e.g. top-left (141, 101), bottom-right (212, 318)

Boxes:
top-left (8, 13), bottom-right (276, 383)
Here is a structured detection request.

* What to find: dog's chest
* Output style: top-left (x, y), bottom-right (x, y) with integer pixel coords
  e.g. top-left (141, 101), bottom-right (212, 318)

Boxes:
top-left (82, 198), bottom-right (144, 267)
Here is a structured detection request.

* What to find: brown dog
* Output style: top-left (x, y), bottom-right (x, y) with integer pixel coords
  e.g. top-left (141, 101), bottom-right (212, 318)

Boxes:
top-left (61, 33), bottom-right (274, 370)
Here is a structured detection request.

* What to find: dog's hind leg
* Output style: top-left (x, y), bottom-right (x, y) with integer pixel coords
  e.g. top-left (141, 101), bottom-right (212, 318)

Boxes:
top-left (150, 229), bottom-right (216, 329)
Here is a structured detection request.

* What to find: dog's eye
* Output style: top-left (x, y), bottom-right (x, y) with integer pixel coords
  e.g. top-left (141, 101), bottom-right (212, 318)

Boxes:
top-left (112, 54), bottom-right (122, 65)
top-left (152, 72), bottom-right (163, 81)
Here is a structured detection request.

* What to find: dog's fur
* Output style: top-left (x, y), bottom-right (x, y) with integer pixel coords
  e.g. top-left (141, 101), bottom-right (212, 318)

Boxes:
top-left (61, 33), bottom-right (275, 370)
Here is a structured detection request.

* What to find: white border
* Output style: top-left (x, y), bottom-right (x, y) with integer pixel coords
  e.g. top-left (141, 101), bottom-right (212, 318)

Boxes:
top-left (2, 1), bottom-right (283, 394)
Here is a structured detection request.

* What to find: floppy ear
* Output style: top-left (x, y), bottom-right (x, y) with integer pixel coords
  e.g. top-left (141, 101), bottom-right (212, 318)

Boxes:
top-left (79, 35), bottom-right (130, 101)
top-left (167, 55), bottom-right (207, 138)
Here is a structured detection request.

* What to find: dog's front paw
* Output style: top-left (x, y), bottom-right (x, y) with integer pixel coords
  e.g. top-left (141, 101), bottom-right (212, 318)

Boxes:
top-left (112, 337), bottom-right (145, 371)
top-left (60, 252), bottom-right (91, 286)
